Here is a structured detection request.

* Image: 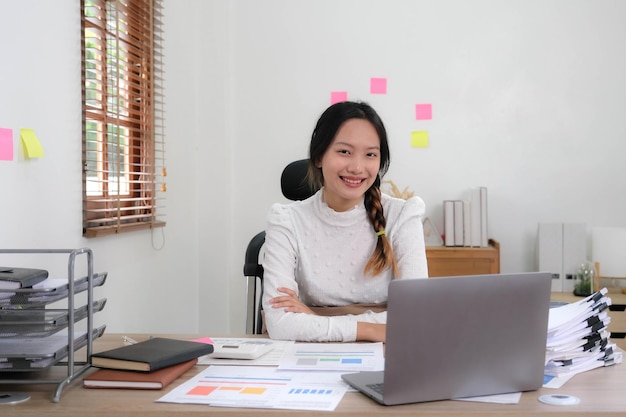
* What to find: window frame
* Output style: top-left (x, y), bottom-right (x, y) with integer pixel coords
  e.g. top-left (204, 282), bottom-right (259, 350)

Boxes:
top-left (81, 0), bottom-right (165, 237)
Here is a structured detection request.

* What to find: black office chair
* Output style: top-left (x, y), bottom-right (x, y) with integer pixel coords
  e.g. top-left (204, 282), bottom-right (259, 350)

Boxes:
top-left (243, 159), bottom-right (315, 334)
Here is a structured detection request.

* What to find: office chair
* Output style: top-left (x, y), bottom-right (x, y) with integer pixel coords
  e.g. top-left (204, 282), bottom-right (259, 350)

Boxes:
top-left (243, 159), bottom-right (315, 334)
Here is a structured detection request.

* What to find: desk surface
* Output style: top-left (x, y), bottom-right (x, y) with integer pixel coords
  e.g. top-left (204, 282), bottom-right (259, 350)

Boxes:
top-left (1, 333), bottom-right (624, 417)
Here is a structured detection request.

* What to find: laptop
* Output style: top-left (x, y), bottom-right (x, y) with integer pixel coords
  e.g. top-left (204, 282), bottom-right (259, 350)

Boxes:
top-left (341, 272), bottom-right (552, 405)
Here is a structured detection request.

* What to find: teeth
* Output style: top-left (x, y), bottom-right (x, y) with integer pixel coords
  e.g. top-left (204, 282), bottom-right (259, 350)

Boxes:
top-left (343, 178), bottom-right (362, 184)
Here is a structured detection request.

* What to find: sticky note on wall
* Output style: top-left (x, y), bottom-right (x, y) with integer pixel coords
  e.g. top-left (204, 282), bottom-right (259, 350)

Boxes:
top-left (415, 104), bottom-right (432, 120)
top-left (370, 77), bottom-right (387, 94)
top-left (0, 127), bottom-right (13, 161)
top-left (330, 91), bottom-right (348, 104)
top-left (20, 128), bottom-right (44, 158)
top-left (411, 131), bottom-right (429, 148)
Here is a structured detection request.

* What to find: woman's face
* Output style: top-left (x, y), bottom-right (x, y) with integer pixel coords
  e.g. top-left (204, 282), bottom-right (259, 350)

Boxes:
top-left (317, 118), bottom-right (381, 212)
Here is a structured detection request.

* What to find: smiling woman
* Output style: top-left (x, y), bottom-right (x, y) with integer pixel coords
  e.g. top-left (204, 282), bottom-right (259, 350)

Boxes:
top-left (315, 119), bottom-right (381, 213)
top-left (260, 101), bottom-right (429, 343)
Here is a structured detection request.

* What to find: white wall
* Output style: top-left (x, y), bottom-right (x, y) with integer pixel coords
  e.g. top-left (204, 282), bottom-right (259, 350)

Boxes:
top-left (1, 0), bottom-right (625, 335)
top-left (226, 0), bottom-right (626, 274)
top-left (0, 1), bottom-right (206, 335)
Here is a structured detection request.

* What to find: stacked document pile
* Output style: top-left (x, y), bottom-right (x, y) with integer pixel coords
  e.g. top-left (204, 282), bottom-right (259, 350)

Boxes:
top-left (546, 288), bottom-right (623, 377)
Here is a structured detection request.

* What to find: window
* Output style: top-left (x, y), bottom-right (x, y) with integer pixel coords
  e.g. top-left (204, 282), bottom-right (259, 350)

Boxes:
top-left (82, 0), bottom-right (166, 237)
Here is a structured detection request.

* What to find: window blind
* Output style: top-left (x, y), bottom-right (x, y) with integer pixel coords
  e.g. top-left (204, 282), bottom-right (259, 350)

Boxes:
top-left (82, 0), bottom-right (166, 237)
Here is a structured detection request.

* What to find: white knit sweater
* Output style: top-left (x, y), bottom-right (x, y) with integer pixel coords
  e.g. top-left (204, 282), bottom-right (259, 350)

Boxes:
top-left (262, 189), bottom-right (428, 342)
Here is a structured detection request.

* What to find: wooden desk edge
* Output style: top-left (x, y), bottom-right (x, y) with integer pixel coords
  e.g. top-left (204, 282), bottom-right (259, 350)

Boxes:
top-left (0, 333), bottom-right (624, 417)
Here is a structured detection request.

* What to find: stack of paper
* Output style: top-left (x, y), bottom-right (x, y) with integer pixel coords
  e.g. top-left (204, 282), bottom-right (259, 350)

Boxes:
top-left (545, 288), bottom-right (622, 377)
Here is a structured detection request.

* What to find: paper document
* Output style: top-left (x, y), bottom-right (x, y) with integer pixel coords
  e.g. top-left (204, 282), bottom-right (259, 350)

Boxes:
top-left (547, 288), bottom-right (608, 331)
top-left (544, 288), bottom-right (622, 379)
top-left (157, 365), bottom-right (348, 411)
top-left (278, 342), bottom-right (384, 372)
top-left (543, 373), bottom-right (575, 389)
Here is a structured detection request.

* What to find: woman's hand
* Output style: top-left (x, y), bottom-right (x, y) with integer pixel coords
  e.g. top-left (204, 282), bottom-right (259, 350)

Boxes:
top-left (356, 322), bottom-right (386, 343)
top-left (269, 287), bottom-right (317, 315)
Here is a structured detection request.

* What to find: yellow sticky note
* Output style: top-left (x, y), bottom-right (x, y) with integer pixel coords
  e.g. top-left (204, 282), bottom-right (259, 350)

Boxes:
top-left (20, 128), bottom-right (44, 158)
top-left (411, 131), bottom-right (429, 148)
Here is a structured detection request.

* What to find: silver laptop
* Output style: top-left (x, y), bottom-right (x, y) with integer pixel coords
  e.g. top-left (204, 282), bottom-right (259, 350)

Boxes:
top-left (341, 272), bottom-right (552, 405)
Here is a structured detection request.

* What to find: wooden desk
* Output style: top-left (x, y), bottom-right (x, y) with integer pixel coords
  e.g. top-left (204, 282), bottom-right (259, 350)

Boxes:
top-left (1, 333), bottom-right (624, 416)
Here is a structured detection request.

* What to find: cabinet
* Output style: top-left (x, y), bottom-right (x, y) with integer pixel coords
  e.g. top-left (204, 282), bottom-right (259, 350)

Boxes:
top-left (0, 248), bottom-right (107, 402)
top-left (426, 239), bottom-right (500, 277)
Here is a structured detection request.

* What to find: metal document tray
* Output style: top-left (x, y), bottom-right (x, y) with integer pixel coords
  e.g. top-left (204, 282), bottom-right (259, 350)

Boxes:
top-left (0, 325), bottom-right (106, 371)
top-left (0, 272), bottom-right (107, 307)
top-left (0, 298), bottom-right (107, 337)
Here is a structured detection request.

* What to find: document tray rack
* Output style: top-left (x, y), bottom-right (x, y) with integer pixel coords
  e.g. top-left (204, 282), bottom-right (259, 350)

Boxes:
top-left (0, 248), bottom-right (107, 402)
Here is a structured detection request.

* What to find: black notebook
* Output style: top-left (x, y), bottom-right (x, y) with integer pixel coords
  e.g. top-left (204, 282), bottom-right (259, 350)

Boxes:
top-left (91, 337), bottom-right (214, 372)
top-left (0, 267), bottom-right (49, 290)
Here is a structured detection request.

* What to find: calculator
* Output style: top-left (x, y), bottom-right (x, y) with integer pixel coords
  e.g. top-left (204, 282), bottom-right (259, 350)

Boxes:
top-left (209, 342), bottom-right (273, 360)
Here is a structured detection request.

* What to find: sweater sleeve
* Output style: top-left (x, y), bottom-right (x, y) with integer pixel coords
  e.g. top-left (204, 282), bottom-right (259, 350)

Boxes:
top-left (389, 196), bottom-right (429, 279)
top-left (261, 203), bottom-right (363, 342)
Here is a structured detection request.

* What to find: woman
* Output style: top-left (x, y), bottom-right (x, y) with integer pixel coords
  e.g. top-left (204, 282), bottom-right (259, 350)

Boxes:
top-left (262, 101), bottom-right (428, 342)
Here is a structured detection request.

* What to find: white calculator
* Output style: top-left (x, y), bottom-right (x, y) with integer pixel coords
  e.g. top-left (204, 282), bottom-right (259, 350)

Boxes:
top-left (210, 342), bottom-right (273, 360)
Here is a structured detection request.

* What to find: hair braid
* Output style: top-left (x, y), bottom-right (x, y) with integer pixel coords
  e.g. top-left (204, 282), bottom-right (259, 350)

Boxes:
top-left (363, 183), bottom-right (399, 277)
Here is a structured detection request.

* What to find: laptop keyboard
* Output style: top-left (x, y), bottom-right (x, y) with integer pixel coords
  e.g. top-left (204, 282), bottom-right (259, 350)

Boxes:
top-left (367, 383), bottom-right (384, 395)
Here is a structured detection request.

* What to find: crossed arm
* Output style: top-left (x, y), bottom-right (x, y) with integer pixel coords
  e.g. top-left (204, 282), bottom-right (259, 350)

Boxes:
top-left (268, 287), bottom-right (386, 342)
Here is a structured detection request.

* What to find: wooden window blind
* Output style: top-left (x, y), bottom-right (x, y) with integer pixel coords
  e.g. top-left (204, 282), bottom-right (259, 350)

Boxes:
top-left (82, 0), bottom-right (166, 237)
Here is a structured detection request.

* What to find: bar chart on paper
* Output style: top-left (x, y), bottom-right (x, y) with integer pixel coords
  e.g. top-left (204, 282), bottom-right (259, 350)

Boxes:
top-left (185, 373), bottom-right (289, 399)
top-left (157, 365), bottom-right (348, 411)
top-left (278, 342), bottom-right (385, 371)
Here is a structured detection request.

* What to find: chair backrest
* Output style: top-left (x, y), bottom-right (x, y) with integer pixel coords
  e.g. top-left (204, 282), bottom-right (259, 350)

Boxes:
top-left (244, 159), bottom-right (314, 334)
top-left (280, 159), bottom-right (314, 201)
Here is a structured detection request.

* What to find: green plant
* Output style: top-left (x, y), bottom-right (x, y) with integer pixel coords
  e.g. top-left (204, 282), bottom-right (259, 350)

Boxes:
top-left (574, 261), bottom-right (596, 297)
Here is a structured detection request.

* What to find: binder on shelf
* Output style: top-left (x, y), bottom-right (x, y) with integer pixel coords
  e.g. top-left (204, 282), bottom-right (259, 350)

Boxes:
top-left (443, 200), bottom-right (455, 247)
top-left (462, 199), bottom-right (471, 247)
top-left (469, 188), bottom-right (482, 247)
top-left (453, 200), bottom-right (464, 247)
top-left (479, 187), bottom-right (488, 247)
top-left (443, 187), bottom-right (489, 248)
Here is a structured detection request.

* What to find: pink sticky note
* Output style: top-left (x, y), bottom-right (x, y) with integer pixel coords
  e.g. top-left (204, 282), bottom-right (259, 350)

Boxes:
top-left (192, 337), bottom-right (214, 344)
top-left (330, 91), bottom-right (348, 104)
top-left (415, 104), bottom-right (432, 120)
top-left (0, 127), bottom-right (14, 161)
top-left (370, 77), bottom-right (387, 94)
